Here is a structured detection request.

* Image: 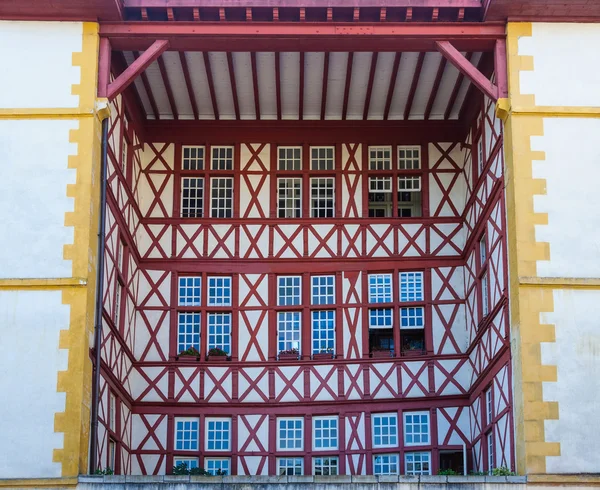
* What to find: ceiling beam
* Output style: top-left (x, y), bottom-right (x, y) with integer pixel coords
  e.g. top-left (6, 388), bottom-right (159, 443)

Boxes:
top-left (133, 50), bottom-right (161, 120)
top-left (363, 52), bottom-right (379, 120)
top-left (383, 52), bottom-right (402, 121)
top-left (124, 0), bottom-right (482, 7)
top-left (494, 39), bottom-right (508, 99)
top-left (157, 54), bottom-right (178, 119)
top-left (424, 56), bottom-right (447, 120)
top-left (203, 52), bottom-right (220, 120)
top-left (179, 52), bottom-right (198, 119)
top-left (436, 40), bottom-right (499, 101)
top-left (98, 38), bottom-right (111, 98)
top-left (251, 52), bottom-right (261, 120)
top-left (107, 39), bottom-right (169, 101)
top-left (275, 52), bottom-right (282, 120)
top-left (320, 52), bottom-right (330, 120)
top-left (111, 51), bottom-right (148, 136)
top-left (227, 52), bottom-right (241, 120)
top-left (444, 52), bottom-right (472, 120)
top-left (404, 52), bottom-right (425, 120)
top-left (299, 51), bottom-right (305, 121)
top-left (342, 52), bottom-right (354, 120)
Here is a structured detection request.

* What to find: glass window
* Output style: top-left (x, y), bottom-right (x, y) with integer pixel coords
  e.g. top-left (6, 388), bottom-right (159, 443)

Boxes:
top-left (368, 177), bottom-right (393, 218)
top-left (278, 458), bottom-right (304, 476)
top-left (278, 178), bottom-right (302, 218)
top-left (173, 457), bottom-right (199, 470)
top-left (205, 418), bottom-right (231, 451)
top-left (181, 177), bottom-right (204, 218)
top-left (177, 313), bottom-right (200, 353)
top-left (182, 146), bottom-right (205, 170)
top-left (477, 138), bottom-right (484, 175)
top-left (207, 313), bottom-right (231, 354)
top-left (278, 147), bottom-right (302, 171)
top-left (313, 457), bottom-right (338, 476)
top-left (211, 146), bottom-right (234, 170)
top-left (399, 272), bottom-right (423, 302)
top-left (311, 275), bottom-right (335, 305)
top-left (372, 413), bottom-right (398, 448)
top-left (277, 418), bottom-right (303, 450)
top-left (400, 307), bottom-right (425, 329)
top-left (487, 432), bottom-right (494, 473)
top-left (109, 393), bottom-right (116, 432)
top-left (175, 418), bottom-right (199, 450)
top-left (312, 310), bottom-right (335, 355)
top-left (178, 276), bottom-right (202, 306)
top-left (479, 235), bottom-right (487, 265)
top-left (205, 458), bottom-right (230, 475)
top-left (368, 274), bottom-right (392, 303)
top-left (398, 146), bottom-right (421, 170)
top-left (404, 412), bottom-right (430, 446)
top-left (369, 146), bottom-right (392, 170)
top-left (486, 388), bottom-right (493, 425)
top-left (405, 452), bottom-right (431, 475)
top-left (278, 312), bottom-right (301, 354)
top-left (369, 308), bottom-right (393, 329)
top-left (373, 454), bottom-right (399, 475)
top-left (313, 416), bottom-right (338, 450)
top-left (482, 273), bottom-right (489, 316)
top-left (207, 276), bottom-right (232, 306)
top-left (310, 147), bottom-right (334, 170)
top-left (278, 276), bottom-right (301, 306)
top-left (310, 177), bottom-right (335, 218)
top-left (210, 177), bottom-right (233, 218)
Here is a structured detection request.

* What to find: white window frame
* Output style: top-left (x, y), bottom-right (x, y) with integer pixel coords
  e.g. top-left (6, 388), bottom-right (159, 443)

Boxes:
top-left (373, 453), bottom-right (399, 475)
top-left (482, 272), bottom-right (489, 316)
top-left (205, 457), bottom-right (231, 475)
top-left (398, 175), bottom-right (422, 192)
top-left (398, 146), bottom-right (421, 170)
top-left (209, 176), bottom-right (234, 218)
top-left (278, 146), bottom-right (302, 171)
top-left (310, 177), bottom-right (335, 218)
top-left (182, 145), bottom-right (205, 170)
top-left (277, 178), bottom-right (302, 218)
top-left (174, 417), bottom-right (200, 451)
top-left (207, 312), bottom-right (232, 354)
top-left (211, 145), bottom-right (234, 170)
top-left (178, 276), bottom-right (202, 306)
top-left (311, 310), bottom-right (335, 355)
top-left (114, 281), bottom-right (122, 329)
top-left (205, 417), bottom-right (231, 452)
top-left (477, 137), bottom-right (484, 176)
top-left (487, 432), bottom-right (494, 474)
top-left (368, 146), bottom-right (392, 170)
top-left (403, 411), bottom-right (430, 446)
top-left (207, 276), bottom-right (232, 306)
top-left (399, 271), bottom-right (424, 302)
top-left (312, 456), bottom-right (339, 476)
top-left (311, 275), bottom-right (335, 306)
top-left (368, 273), bottom-right (392, 304)
top-left (108, 439), bottom-right (116, 470)
top-left (486, 388), bottom-right (493, 425)
top-left (278, 276), bottom-right (302, 306)
top-left (177, 312), bottom-right (201, 353)
top-left (277, 311), bottom-right (301, 354)
top-left (405, 451), bottom-right (431, 476)
top-left (310, 146), bottom-right (335, 171)
top-left (372, 413), bottom-right (398, 448)
top-left (369, 308), bottom-right (393, 329)
top-left (400, 306), bottom-right (425, 330)
top-left (121, 138), bottom-right (128, 173)
top-left (277, 417), bottom-right (304, 451)
top-left (479, 235), bottom-right (487, 265)
top-left (180, 176), bottom-right (204, 218)
top-left (109, 392), bottom-right (116, 432)
top-left (312, 416), bottom-right (338, 450)
top-left (173, 457), bottom-right (199, 470)
top-left (368, 177), bottom-right (393, 218)
top-left (277, 457), bottom-right (304, 476)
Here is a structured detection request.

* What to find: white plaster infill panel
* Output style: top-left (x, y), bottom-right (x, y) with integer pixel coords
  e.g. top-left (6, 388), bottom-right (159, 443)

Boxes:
top-left (519, 23), bottom-right (600, 107)
top-left (0, 119), bottom-right (77, 279)
top-left (0, 290), bottom-right (69, 478)
top-left (0, 21), bottom-right (82, 109)
top-left (542, 289), bottom-right (600, 474)
top-left (532, 118), bottom-right (600, 278)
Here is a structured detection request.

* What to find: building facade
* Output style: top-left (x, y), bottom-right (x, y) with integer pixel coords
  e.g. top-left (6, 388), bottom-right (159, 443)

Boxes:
top-left (0, 0), bottom-right (598, 486)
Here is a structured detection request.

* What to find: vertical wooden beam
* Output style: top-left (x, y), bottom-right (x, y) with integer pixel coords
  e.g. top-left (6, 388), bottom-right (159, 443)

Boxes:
top-left (405, 7), bottom-right (413, 21)
top-left (444, 52), bottom-right (473, 120)
top-left (251, 51), bottom-right (261, 120)
top-left (494, 39), bottom-right (508, 99)
top-left (193, 7), bottom-right (200, 21)
top-left (275, 51), bottom-right (282, 120)
top-left (227, 52), bottom-right (240, 120)
top-left (383, 52), bottom-right (402, 120)
top-left (424, 57), bottom-right (447, 120)
top-left (299, 51), bottom-right (305, 120)
top-left (133, 50), bottom-right (160, 120)
top-left (245, 7), bottom-right (252, 21)
top-left (380, 7), bottom-right (386, 22)
top-left (342, 52), bottom-right (354, 120)
top-left (219, 7), bottom-right (225, 21)
top-left (320, 52), bottom-right (330, 120)
top-left (203, 52), bottom-right (220, 120)
top-left (363, 52), bottom-right (378, 120)
top-left (157, 54), bottom-right (178, 119)
top-left (404, 52), bottom-right (425, 120)
top-left (458, 53), bottom-right (490, 121)
top-left (98, 37), bottom-right (111, 98)
top-left (179, 52), bottom-right (198, 119)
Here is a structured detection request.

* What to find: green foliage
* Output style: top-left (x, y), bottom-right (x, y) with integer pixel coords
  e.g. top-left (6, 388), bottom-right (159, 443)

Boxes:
top-left (437, 468), bottom-right (459, 475)
top-left (279, 348), bottom-right (299, 355)
top-left (469, 471), bottom-right (488, 476)
top-left (179, 346), bottom-right (200, 357)
top-left (207, 347), bottom-right (228, 356)
top-left (492, 466), bottom-right (516, 476)
top-left (94, 467), bottom-right (114, 475)
top-left (171, 462), bottom-right (227, 476)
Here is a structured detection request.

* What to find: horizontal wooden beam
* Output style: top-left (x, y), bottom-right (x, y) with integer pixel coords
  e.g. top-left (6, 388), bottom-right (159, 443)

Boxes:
top-left (100, 22), bottom-right (504, 52)
top-left (144, 119), bottom-right (468, 145)
top-left (107, 39), bottom-right (169, 101)
top-left (435, 40), bottom-right (499, 101)
top-left (124, 0), bottom-right (482, 7)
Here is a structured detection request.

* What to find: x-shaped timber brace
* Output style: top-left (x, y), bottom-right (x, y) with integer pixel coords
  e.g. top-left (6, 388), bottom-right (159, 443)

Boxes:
top-left (97, 27), bottom-right (508, 108)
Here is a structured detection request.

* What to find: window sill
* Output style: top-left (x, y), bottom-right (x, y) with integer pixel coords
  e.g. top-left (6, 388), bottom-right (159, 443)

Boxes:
top-left (278, 353), bottom-right (300, 361)
top-left (175, 355), bottom-right (200, 362)
top-left (370, 350), bottom-right (394, 359)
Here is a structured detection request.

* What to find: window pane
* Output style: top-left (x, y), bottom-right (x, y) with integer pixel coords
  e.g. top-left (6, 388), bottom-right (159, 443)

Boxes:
top-left (178, 276), bottom-right (202, 306)
top-left (311, 275), bottom-right (335, 305)
top-left (206, 418), bottom-right (231, 451)
top-left (278, 312), bottom-right (301, 354)
top-left (181, 177), bottom-right (204, 218)
top-left (404, 412), bottom-right (430, 445)
top-left (205, 458), bottom-right (230, 476)
top-left (277, 418), bottom-right (304, 450)
top-left (182, 146), bottom-right (205, 170)
top-left (369, 146), bottom-right (392, 170)
top-left (372, 413), bottom-right (398, 447)
top-left (313, 416), bottom-right (338, 449)
top-left (310, 147), bottom-right (334, 170)
top-left (312, 310), bottom-right (335, 354)
top-left (278, 276), bottom-right (301, 306)
top-left (278, 178), bottom-right (302, 218)
top-left (207, 276), bottom-right (232, 306)
top-left (278, 147), bottom-right (302, 170)
top-left (211, 146), bottom-right (234, 170)
top-left (178, 313), bottom-right (201, 353)
top-left (400, 307), bottom-right (425, 329)
top-left (373, 454), bottom-right (399, 475)
top-left (405, 452), bottom-right (431, 475)
top-left (210, 177), bottom-right (233, 218)
top-left (207, 313), bottom-right (231, 354)
top-left (398, 146), bottom-right (421, 170)
top-left (368, 274), bottom-right (392, 303)
top-left (175, 418), bottom-right (199, 450)
top-left (399, 272), bottom-right (423, 302)
top-left (310, 178), bottom-right (335, 218)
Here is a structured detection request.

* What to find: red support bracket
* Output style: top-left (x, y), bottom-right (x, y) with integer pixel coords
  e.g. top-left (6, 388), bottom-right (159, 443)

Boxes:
top-left (106, 39), bottom-right (169, 101)
top-left (98, 37), bottom-right (111, 98)
top-left (435, 40), bottom-right (499, 101)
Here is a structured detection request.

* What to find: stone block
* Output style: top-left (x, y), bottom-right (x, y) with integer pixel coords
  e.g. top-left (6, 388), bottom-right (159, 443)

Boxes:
top-left (351, 475), bottom-right (378, 483)
top-left (314, 475), bottom-right (352, 483)
top-left (102, 475), bottom-right (126, 484)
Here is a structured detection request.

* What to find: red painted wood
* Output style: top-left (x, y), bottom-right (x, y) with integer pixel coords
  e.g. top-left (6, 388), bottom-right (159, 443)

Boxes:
top-left (444, 52), bottom-right (473, 120)
top-left (320, 52), bottom-right (329, 120)
top-left (404, 52), bottom-right (425, 120)
top-left (275, 51), bottom-right (282, 120)
top-left (436, 41), bottom-right (499, 101)
top-left (250, 52), bottom-right (261, 120)
top-left (157, 54), bottom-right (178, 119)
top-left (203, 51), bottom-right (220, 120)
top-left (494, 39), bottom-right (508, 99)
top-left (342, 52), bottom-right (354, 120)
top-left (363, 52), bottom-right (378, 120)
top-left (178, 52), bottom-right (198, 119)
top-left (424, 56), bottom-right (447, 120)
top-left (299, 51), bottom-right (305, 120)
top-left (98, 37), bottom-right (111, 98)
top-left (133, 51), bottom-right (161, 120)
top-left (124, 0), bottom-right (482, 7)
top-left (383, 52), bottom-right (402, 121)
top-left (227, 52), bottom-right (241, 120)
top-left (107, 40), bottom-right (169, 101)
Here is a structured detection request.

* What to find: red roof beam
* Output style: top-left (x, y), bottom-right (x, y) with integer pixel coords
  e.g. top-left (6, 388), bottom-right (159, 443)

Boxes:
top-left (124, 0), bottom-right (482, 7)
top-left (383, 52), bottom-right (402, 121)
top-left (424, 56), bottom-right (447, 120)
top-left (203, 52), bottom-right (220, 120)
top-left (342, 52), bottom-right (354, 120)
top-left (404, 52), bottom-right (425, 120)
top-left (157, 54), bottom-right (179, 119)
top-left (363, 52), bottom-right (378, 120)
top-left (133, 50), bottom-right (161, 120)
top-left (227, 52), bottom-right (241, 119)
top-left (179, 52), bottom-right (198, 119)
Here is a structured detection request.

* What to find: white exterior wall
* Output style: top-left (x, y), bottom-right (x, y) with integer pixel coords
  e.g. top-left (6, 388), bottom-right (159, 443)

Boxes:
top-left (0, 290), bottom-right (69, 478)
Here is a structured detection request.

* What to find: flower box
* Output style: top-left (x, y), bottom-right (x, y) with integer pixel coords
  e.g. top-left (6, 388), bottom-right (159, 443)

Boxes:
top-left (313, 353), bottom-right (334, 361)
top-left (176, 355), bottom-right (200, 362)
top-left (279, 352), bottom-right (300, 361)
top-left (371, 350), bottom-right (393, 359)
top-left (207, 354), bottom-right (229, 362)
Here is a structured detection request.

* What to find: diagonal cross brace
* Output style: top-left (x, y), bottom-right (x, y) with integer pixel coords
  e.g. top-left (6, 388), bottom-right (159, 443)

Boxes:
top-left (435, 40), bottom-right (499, 101)
top-left (106, 39), bottom-right (170, 101)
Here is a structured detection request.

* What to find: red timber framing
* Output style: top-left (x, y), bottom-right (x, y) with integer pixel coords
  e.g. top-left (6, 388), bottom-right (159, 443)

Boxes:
top-left (90, 11), bottom-right (514, 477)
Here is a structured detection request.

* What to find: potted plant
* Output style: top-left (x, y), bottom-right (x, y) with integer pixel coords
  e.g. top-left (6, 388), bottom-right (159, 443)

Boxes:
top-left (401, 337), bottom-right (425, 356)
top-left (176, 346), bottom-right (200, 361)
top-left (313, 348), bottom-right (334, 360)
top-left (370, 346), bottom-right (393, 358)
top-left (207, 347), bottom-right (229, 362)
top-left (278, 348), bottom-right (300, 360)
